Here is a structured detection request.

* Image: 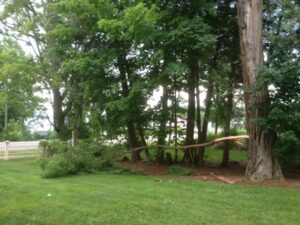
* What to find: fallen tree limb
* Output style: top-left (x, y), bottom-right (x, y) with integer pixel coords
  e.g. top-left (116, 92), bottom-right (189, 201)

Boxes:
top-left (127, 135), bottom-right (249, 153)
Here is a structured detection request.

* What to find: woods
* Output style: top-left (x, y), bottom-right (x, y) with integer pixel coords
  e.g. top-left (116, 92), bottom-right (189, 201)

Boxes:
top-left (0, 0), bottom-right (299, 180)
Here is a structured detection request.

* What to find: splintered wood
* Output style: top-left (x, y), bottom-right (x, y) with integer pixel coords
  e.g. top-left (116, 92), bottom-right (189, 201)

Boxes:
top-left (129, 135), bottom-right (249, 152)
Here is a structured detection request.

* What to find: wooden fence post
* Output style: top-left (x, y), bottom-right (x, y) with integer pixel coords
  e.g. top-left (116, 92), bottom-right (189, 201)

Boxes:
top-left (5, 140), bottom-right (10, 160)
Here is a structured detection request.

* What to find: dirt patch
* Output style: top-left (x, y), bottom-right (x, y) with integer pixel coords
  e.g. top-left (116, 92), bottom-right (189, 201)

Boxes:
top-left (122, 161), bottom-right (300, 189)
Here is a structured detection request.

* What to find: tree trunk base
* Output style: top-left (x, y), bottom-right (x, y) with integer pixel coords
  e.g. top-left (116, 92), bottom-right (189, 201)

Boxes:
top-left (246, 153), bottom-right (283, 181)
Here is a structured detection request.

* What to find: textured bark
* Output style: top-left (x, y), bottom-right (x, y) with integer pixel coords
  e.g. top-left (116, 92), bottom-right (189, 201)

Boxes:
top-left (126, 122), bottom-right (141, 161)
top-left (237, 0), bottom-right (283, 180)
top-left (52, 88), bottom-right (67, 140)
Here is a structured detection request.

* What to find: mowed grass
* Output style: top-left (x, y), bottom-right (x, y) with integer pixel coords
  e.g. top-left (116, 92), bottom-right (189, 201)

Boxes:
top-left (166, 147), bottom-right (247, 163)
top-left (0, 159), bottom-right (299, 225)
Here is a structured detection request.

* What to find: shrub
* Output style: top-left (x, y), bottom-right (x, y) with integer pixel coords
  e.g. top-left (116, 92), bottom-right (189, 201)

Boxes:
top-left (41, 154), bottom-right (77, 178)
top-left (40, 140), bottom-right (68, 157)
top-left (40, 140), bottom-right (124, 178)
top-left (166, 165), bottom-right (194, 176)
top-left (274, 131), bottom-right (300, 169)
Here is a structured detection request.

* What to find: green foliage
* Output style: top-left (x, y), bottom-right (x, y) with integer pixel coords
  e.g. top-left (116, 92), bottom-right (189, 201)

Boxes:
top-left (40, 154), bottom-right (77, 178)
top-left (40, 140), bottom-right (132, 178)
top-left (0, 0), bottom-right (298, 170)
top-left (0, 119), bottom-right (32, 141)
top-left (274, 131), bottom-right (300, 169)
top-left (0, 39), bottom-right (41, 137)
top-left (166, 165), bottom-right (194, 176)
top-left (40, 140), bottom-right (68, 157)
top-left (255, 0), bottom-right (300, 168)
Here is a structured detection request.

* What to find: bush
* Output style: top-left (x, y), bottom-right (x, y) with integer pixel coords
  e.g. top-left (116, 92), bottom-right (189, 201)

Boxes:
top-left (40, 140), bottom-right (68, 157)
top-left (274, 131), bottom-right (300, 169)
top-left (40, 140), bottom-right (128, 178)
top-left (41, 154), bottom-right (77, 178)
top-left (166, 165), bottom-right (194, 176)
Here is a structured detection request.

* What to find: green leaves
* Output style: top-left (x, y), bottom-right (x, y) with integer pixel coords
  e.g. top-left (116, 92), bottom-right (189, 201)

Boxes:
top-left (167, 17), bottom-right (216, 55)
top-left (98, 2), bottom-right (159, 43)
top-left (0, 39), bottom-right (41, 133)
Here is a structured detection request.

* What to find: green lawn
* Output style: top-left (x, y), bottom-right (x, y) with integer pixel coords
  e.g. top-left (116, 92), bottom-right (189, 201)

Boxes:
top-left (164, 147), bottom-right (247, 163)
top-left (205, 148), bottom-right (247, 162)
top-left (0, 159), bottom-right (299, 225)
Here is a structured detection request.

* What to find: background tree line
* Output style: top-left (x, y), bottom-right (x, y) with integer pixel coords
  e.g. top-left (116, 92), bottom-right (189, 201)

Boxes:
top-left (0, 0), bottom-right (299, 179)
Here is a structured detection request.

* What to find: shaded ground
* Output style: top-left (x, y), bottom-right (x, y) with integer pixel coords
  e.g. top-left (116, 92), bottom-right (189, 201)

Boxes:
top-left (123, 161), bottom-right (300, 189)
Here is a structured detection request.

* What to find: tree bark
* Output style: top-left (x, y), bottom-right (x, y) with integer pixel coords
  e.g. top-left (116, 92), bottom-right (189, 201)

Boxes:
top-left (173, 90), bottom-right (179, 162)
top-left (157, 84), bottom-right (169, 163)
top-left (184, 55), bottom-right (198, 164)
top-left (138, 126), bottom-right (151, 161)
top-left (117, 55), bottom-right (141, 161)
top-left (221, 82), bottom-right (234, 167)
top-left (237, 0), bottom-right (283, 180)
top-left (52, 88), bottom-right (67, 140)
top-left (198, 79), bottom-right (214, 165)
top-left (196, 73), bottom-right (202, 151)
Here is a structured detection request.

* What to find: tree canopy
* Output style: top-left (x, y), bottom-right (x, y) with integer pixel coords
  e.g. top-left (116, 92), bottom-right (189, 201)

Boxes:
top-left (0, 0), bottom-right (299, 178)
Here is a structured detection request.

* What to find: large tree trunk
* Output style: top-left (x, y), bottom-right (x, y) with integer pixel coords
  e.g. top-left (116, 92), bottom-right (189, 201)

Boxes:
top-left (184, 56), bottom-right (198, 164)
top-left (237, 0), bottom-right (283, 180)
top-left (52, 88), bottom-right (67, 140)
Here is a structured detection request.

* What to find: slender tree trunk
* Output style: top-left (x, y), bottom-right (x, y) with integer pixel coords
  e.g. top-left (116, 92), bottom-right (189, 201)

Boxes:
top-left (221, 83), bottom-right (234, 167)
top-left (127, 122), bottom-right (141, 161)
top-left (138, 126), bottom-right (151, 161)
top-left (157, 84), bottom-right (169, 163)
top-left (184, 56), bottom-right (198, 164)
top-left (198, 79), bottom-right (214, 165)
top-left (237, 0), bottom-right (283, 180)
top-left (168, 119), bottom-right (172, 145)
top-left (214, 121), bottom-right (218, 135)
top-left (196, 73), bottom-right (202, 147)
top-left (117, 55), bottom-right (141, 161)
top-left (174, 90), bottom-right (179, 162)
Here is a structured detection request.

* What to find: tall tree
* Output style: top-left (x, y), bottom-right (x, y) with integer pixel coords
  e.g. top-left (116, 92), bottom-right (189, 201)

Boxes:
top-left (0, 0), bottom-right (71, 140)
top-left (0, 39), bottom-right (40, 139)
top-left (237, 0), bottom-right (283, 179)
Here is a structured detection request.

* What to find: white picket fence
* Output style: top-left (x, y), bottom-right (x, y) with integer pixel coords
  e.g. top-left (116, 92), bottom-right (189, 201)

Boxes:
top-left (0, 141), bottom-right (42, 160)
